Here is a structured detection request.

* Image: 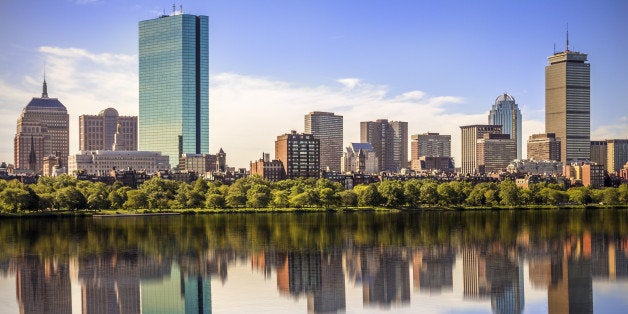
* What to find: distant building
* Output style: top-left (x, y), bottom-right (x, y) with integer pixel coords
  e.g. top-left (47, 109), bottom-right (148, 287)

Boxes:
top-left (507, 159), bottom-right (563, 175)
top-left (250, 154), bottom-right (286, 182)
top-left (178, 153), bottom-right (217, 175)
top-left (360, 119), bottom-right (408, 172)
top-left (460, 125), bottom-right (503, 175)
top-left (410, 132), bottom-right (451, 159)
top-left (546, 40), bottom-right (590, 164)
top-left (488, 93), bottom-right (522, 159)
top-left (527, 133), bottom-right (561, 161)
top-left (68, 150), bottom-right (170, 175)
top-left (409, 156), bottom-right (454, 173)
top-left (304, 111), bottom-right (343, 172)
top-left (341, 143), bottom-right (379, 174)
top-left (14, 79), bottom-right (69, 174)
top-left (275, 131), bottom-right (320, 179)
top-left (607, 139), bottom-right (628, 173)
top-left (563, 162), bottom-right (605, 188)
top-left (590, 140), bottom-right (607, 168)
top-left (476, 133), bottom-right (516, 174)
top-left (42, 155), bottom-right (64, 177)
top-left (216, 148), bottom-right (226, 172)
top-left (139, 13), bottom-right (209, 166)
top-left (79, 108), bottom-right (137, 151)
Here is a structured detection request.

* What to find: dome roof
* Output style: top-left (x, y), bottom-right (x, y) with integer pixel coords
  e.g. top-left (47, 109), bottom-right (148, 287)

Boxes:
top-left (25, 97), bottom-right (67, 111)
top-left (99, 107), bottom-right (119, 117)
top-left (494, 93), bottom-right (515, 104)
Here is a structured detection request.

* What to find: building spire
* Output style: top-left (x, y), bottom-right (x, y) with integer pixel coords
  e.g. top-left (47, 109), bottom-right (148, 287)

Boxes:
top-left (566, 23), bottom-right (569, 52)
top-left (42, 64), bottom-right (48, 98)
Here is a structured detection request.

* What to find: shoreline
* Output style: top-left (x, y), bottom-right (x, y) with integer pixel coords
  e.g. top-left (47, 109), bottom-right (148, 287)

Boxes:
top-left (1, 204), bottom-right (626, 219)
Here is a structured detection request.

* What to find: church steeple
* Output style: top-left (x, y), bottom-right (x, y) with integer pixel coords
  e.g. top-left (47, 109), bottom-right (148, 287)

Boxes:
top-left (42, 71), bottom-right (48, 98)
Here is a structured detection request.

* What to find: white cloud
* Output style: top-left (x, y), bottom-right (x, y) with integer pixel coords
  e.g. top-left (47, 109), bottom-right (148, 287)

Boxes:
top-left (592, 117), bottom-right (628, 140)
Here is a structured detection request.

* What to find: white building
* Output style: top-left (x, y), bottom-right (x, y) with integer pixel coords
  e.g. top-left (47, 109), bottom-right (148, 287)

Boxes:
top-left (68, 150), bottom-right (170, 175)
top-left (341, 143), bottom-right (379, 174)
top-left (507, 159), bottom-right (563, 175)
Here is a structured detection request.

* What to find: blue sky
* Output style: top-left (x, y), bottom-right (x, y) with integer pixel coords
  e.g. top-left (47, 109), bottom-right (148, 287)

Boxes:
top-left (1, 0), bottom-right (626, 168)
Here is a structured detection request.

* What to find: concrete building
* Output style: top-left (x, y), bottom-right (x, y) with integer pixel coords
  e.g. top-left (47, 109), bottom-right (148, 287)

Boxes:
top-left (178, 153), bottom-right (217, 175)
top-left (527, 133), bottom-right (561, 161)
top-left (42, 155), bottom-right (64, 177)
top-left (79, 108), bottom-right (137, 151)
top-left (360, 119), bottom-right (408, 172)
top-left (341, 143), bottom-right (379, 174)
top-left (590, 140), bottom-right (607, 168)
top-left (460, 125), bottom-right (503, 175)
top-left (304, 111), bottom-right (343, 172)
top-left (275, 131), bottom-right (320, 179)
top-left (476, 133), bottom-right (517, 174)
top-left (506, 159), bottom-right (563, 175)
top-left (563, 162), bottom-right (605, 188)
top-left (14, 79), bottom-right (69, 174)
top-left (139, 12), bottom-right (209, 166)
top-left (488, 93), bottom-right (522, 159)
top-left (410, 132), bottom-right (451, 159)
top-left (409, 156), bottom-right (454, 173)
top-left (68, 150), bottom-right (170, 175)
top-left (607, 139), bottom-right (628, 173)
top-left (545, 36), bottom-right (590, 164)
top-left (250, 153), bottom-right (286, 181)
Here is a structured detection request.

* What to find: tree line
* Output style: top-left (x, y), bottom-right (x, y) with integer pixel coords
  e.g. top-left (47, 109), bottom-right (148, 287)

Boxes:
top-left (0, 174), bottom-right (627, 212)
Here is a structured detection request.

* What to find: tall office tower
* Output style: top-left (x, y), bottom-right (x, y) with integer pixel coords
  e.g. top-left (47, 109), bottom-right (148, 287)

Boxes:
top-left (79, 108), bottom-right (137, 151)
top-left (410, 132), bottom-right (451, 159)
top-left (527, 133), bottom-right (561, 161)
top-left (546, 34), bottom-right (590, 164)
top-left (460, 125), bottom-right (502, 175)
top-left (476, 133), bottom-right (517, 174)
top-left (607, 139), bottom-right (628, 173)
top-left (488, 93), bottom-right (522, 159)
top-left (275, 131), bottom-right (320, 179)
top-left (304, 111), bottom-right (343, 172)
top-left (14, 80), bottom-right (69, 173)
top-left (139, 13), bottom-right (209, 166)
top-left (360, 119), bottom-right (408, 172)
top-left (590, 140), bottom-right (607, 168)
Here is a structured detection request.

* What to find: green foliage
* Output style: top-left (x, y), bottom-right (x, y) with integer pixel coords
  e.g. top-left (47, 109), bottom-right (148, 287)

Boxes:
top-left (205, 193), bottom-right (226, 209)
top-left (339, 190), bottom-right (358, 207)
top-left (354, 184), bottom-right (381, 207)
top-left (55, 186), bottom-right (87, 210)
top-left (499, 180), bottom-right (521, 207)
top-left (378, 180), bottom-right (405, 207)
top-left (420, 181), bottom-right (439, 205)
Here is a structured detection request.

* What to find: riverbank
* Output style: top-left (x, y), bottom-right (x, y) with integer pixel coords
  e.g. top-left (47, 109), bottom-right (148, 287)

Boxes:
top-left (1, 204), bottom-right (626, 218)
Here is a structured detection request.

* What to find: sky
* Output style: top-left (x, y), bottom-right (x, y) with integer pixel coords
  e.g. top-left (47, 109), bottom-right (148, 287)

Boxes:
top-left (0, 0), bottom-right (627, 169)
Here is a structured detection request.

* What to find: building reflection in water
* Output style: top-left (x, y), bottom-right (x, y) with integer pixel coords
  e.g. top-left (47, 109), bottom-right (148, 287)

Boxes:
top-left (361, 247), bottom-right (410, 308)
top-left (412, 246), bottom-right (454, 294)
top-left (16, 256), bottom-right (72, 314)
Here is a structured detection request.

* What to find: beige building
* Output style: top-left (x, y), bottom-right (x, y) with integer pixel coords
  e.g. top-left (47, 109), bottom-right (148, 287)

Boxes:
top-left (68, 150), bottom-right (170, 175)
top-left (410, 156), bottom-right (454, 172)
top-left (410, 132), bottom-right (451, 159)
top-left (341, 143), bottom-right (379, 174)
top-left (527, 133), bottom-right (561, 161)
top-left (250, 153), bottom-right (286, 181)
top-left (607, 139), bottom-right (628, 173)
top-left (545, 41), bottom-right (590, 164)
top-left (460, 125), bottom-right (502, 175)
top-left (360, 119), bottom-right (408, 172)
top-left (275, 131), bottom-right (320, 179)
top-left (79, 108), bottom-right (137, 151)
top-left (476, 133), bottom-right (516, 174)
top-left (590, 140), bottom-right (607, 168)
top-left (304, 111), bottom-right (343, 172)
top-left (14, 80), bottom-right (69, 174)
top-left (178, 153), bottom-right (217, 175)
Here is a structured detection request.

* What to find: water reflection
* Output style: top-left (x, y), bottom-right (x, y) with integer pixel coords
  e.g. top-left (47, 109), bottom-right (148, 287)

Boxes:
top-left (0, 210), bottom-right (626, 313)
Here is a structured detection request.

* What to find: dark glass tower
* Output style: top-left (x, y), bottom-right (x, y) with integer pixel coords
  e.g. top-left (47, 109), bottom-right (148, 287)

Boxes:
top-left (139, 13), bottom-right (209, 166)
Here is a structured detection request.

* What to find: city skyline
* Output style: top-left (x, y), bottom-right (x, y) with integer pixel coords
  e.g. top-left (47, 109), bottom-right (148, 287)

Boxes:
top-left (1, 1), bottom-right (627, 168)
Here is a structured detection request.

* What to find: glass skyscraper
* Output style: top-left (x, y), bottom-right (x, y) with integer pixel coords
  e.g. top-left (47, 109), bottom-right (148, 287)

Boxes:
top-left (488, 93), bottom-right (522, 160)
top-left (139, 13), bottom-right (209, 166)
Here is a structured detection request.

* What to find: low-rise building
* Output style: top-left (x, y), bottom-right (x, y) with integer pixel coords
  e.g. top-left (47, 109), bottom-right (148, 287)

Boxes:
top-left (250, 153), bottom-right (286, 182)
top-left (409, 156), bottom-right (454, 173)
top-left (506, 159), bottom-right (563, 176)
top-left (68, 150), bottom-right (170, 175)
top-left (341, 143), bottom-right (379, 174)
top-left (563, 162), bottom-right (605, 188)
top-left (178, 153), bottom-right (217, 175)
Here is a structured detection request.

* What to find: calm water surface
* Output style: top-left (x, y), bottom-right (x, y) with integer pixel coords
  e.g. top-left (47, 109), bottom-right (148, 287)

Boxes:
top-left (0, 210), bottom-right (626, 313)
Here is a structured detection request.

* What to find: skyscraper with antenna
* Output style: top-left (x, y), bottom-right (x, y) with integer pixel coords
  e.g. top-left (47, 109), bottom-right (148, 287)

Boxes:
top-left (545, 29), bottom-right (590, 164)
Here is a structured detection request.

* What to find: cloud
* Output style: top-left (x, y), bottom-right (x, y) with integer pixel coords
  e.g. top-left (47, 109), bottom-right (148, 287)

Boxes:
top-left (592, 117), bottom-right (628, 140)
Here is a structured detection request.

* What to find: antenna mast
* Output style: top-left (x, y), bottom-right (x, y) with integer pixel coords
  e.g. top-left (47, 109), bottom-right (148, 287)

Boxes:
top-left (566, 23), bottom-right (569, 51)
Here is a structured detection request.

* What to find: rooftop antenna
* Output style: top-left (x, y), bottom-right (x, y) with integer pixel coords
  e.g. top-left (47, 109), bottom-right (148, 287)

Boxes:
top-left (553, 43), bottom-right (556, 54)
top-left (172, 3), bottom-right (175, 14)
top-left (180, 4), bottom-right (183, 14)
top-left (566, 23), bottom-right (569, 52)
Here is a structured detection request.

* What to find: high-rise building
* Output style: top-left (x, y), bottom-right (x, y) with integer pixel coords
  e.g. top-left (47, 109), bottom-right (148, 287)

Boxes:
top-left (545, 35), bottom-right (590, 164)
top-left (139, 13), bottom-right (209, 166)
top-left (410, 132), bottom-right (451, 159)
top-left (527, 133), bottom-right (561, 161)
top-left (304, 111), bottom-right (343, 172)
top-left (590, 140), bottom-right (607, 168)
top-left (360, 119), bottom-right (408, 172)
top-left (488, 93), bottom-right (522, 159)
top-left (476, 133), bottom-right (517, 174)
top-left (275, 131), bottom-right (320, 179)
top-left (607, 139), bottom-right (628, 173)
top-left (460, 125), bottom-right (502, 175)
top-left (14, 79), bottom-right (69, 174)
top-left (79, 108), bottom-right (137, 151)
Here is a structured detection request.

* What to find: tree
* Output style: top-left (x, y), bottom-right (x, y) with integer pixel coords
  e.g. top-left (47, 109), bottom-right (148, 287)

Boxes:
top-left (205, 193), bottom-right (226, 209)
top-left (55, 186), bottom-right (87, 210)
top-left (226, 187), bottom-right (246, 208)
top-left (108, 187), bottom-right (130, 209)
top-left (484, 189), bottom-right (499, 206)
top-left (437, 183), bottom-right (457, 206)
top-left (124, 190), bottom-right (148, 209)
top-left (499, 180), bottom-right (520, 206)
top-left (354, 184), bottom-right (381, 207)
top-left (339, 190), bottom-right (358, 207)
top-left (378, 180), bottom-right (405, 207)
top-left (0, 188), bottom-right (32, 212)
top-left (247, 184), bottom-right (271, 208)
top-left (270, 190), bottom-right (290, 208)
top-left (420, 182), bottom-right (439, 205)
top-left (319, 187), bottom-right (340, 208)
top-left (567, 187), bottom-right (591, 205)
top-left (602, 188), bottom-right (619, 205)
top-left (403, 180), bottom-right (421, 208)
top-left (618, 184), bottom-right (628, 204)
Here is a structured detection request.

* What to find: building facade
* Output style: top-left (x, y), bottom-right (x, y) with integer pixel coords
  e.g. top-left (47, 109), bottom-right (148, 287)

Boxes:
top-left (341, 143), bottom-right (379, 174)
top-left (250, 154), bottom-right (286, 182)
top-left (590, 140), bottom-right (607, 168)
top-left (304, 111), bottom-right (343, 172)
top-left (275, 131), bottom-right (320, 179)
top-left (476, 133), bottom-right (517, 174)
top-left (360, 119), bottom-right (408, 172)
top-left (14, 80), bottom-right (69, 174)
top-left (410, 132), bottom-right (451, 159)
top-left (68, 150), bottom-right (170, 175)
top-left (527, 133), bottom-right (561, 161)
top-left (545, 40), bottom-right (590, 164)
top-left (488, 93), bottom-right (522, 159)
top-left (79, 108), bottom-right (137, 151)
top-left (607, 139), bottom-right (628, 173)
top-left (139, 13), bottom-right (209, 166)
top-left (178, 153), bottom-right (217, 175)
top-left (409, 156), bottom-right (454, 173)
top-left (460, 125), bottom-right (502, 175)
